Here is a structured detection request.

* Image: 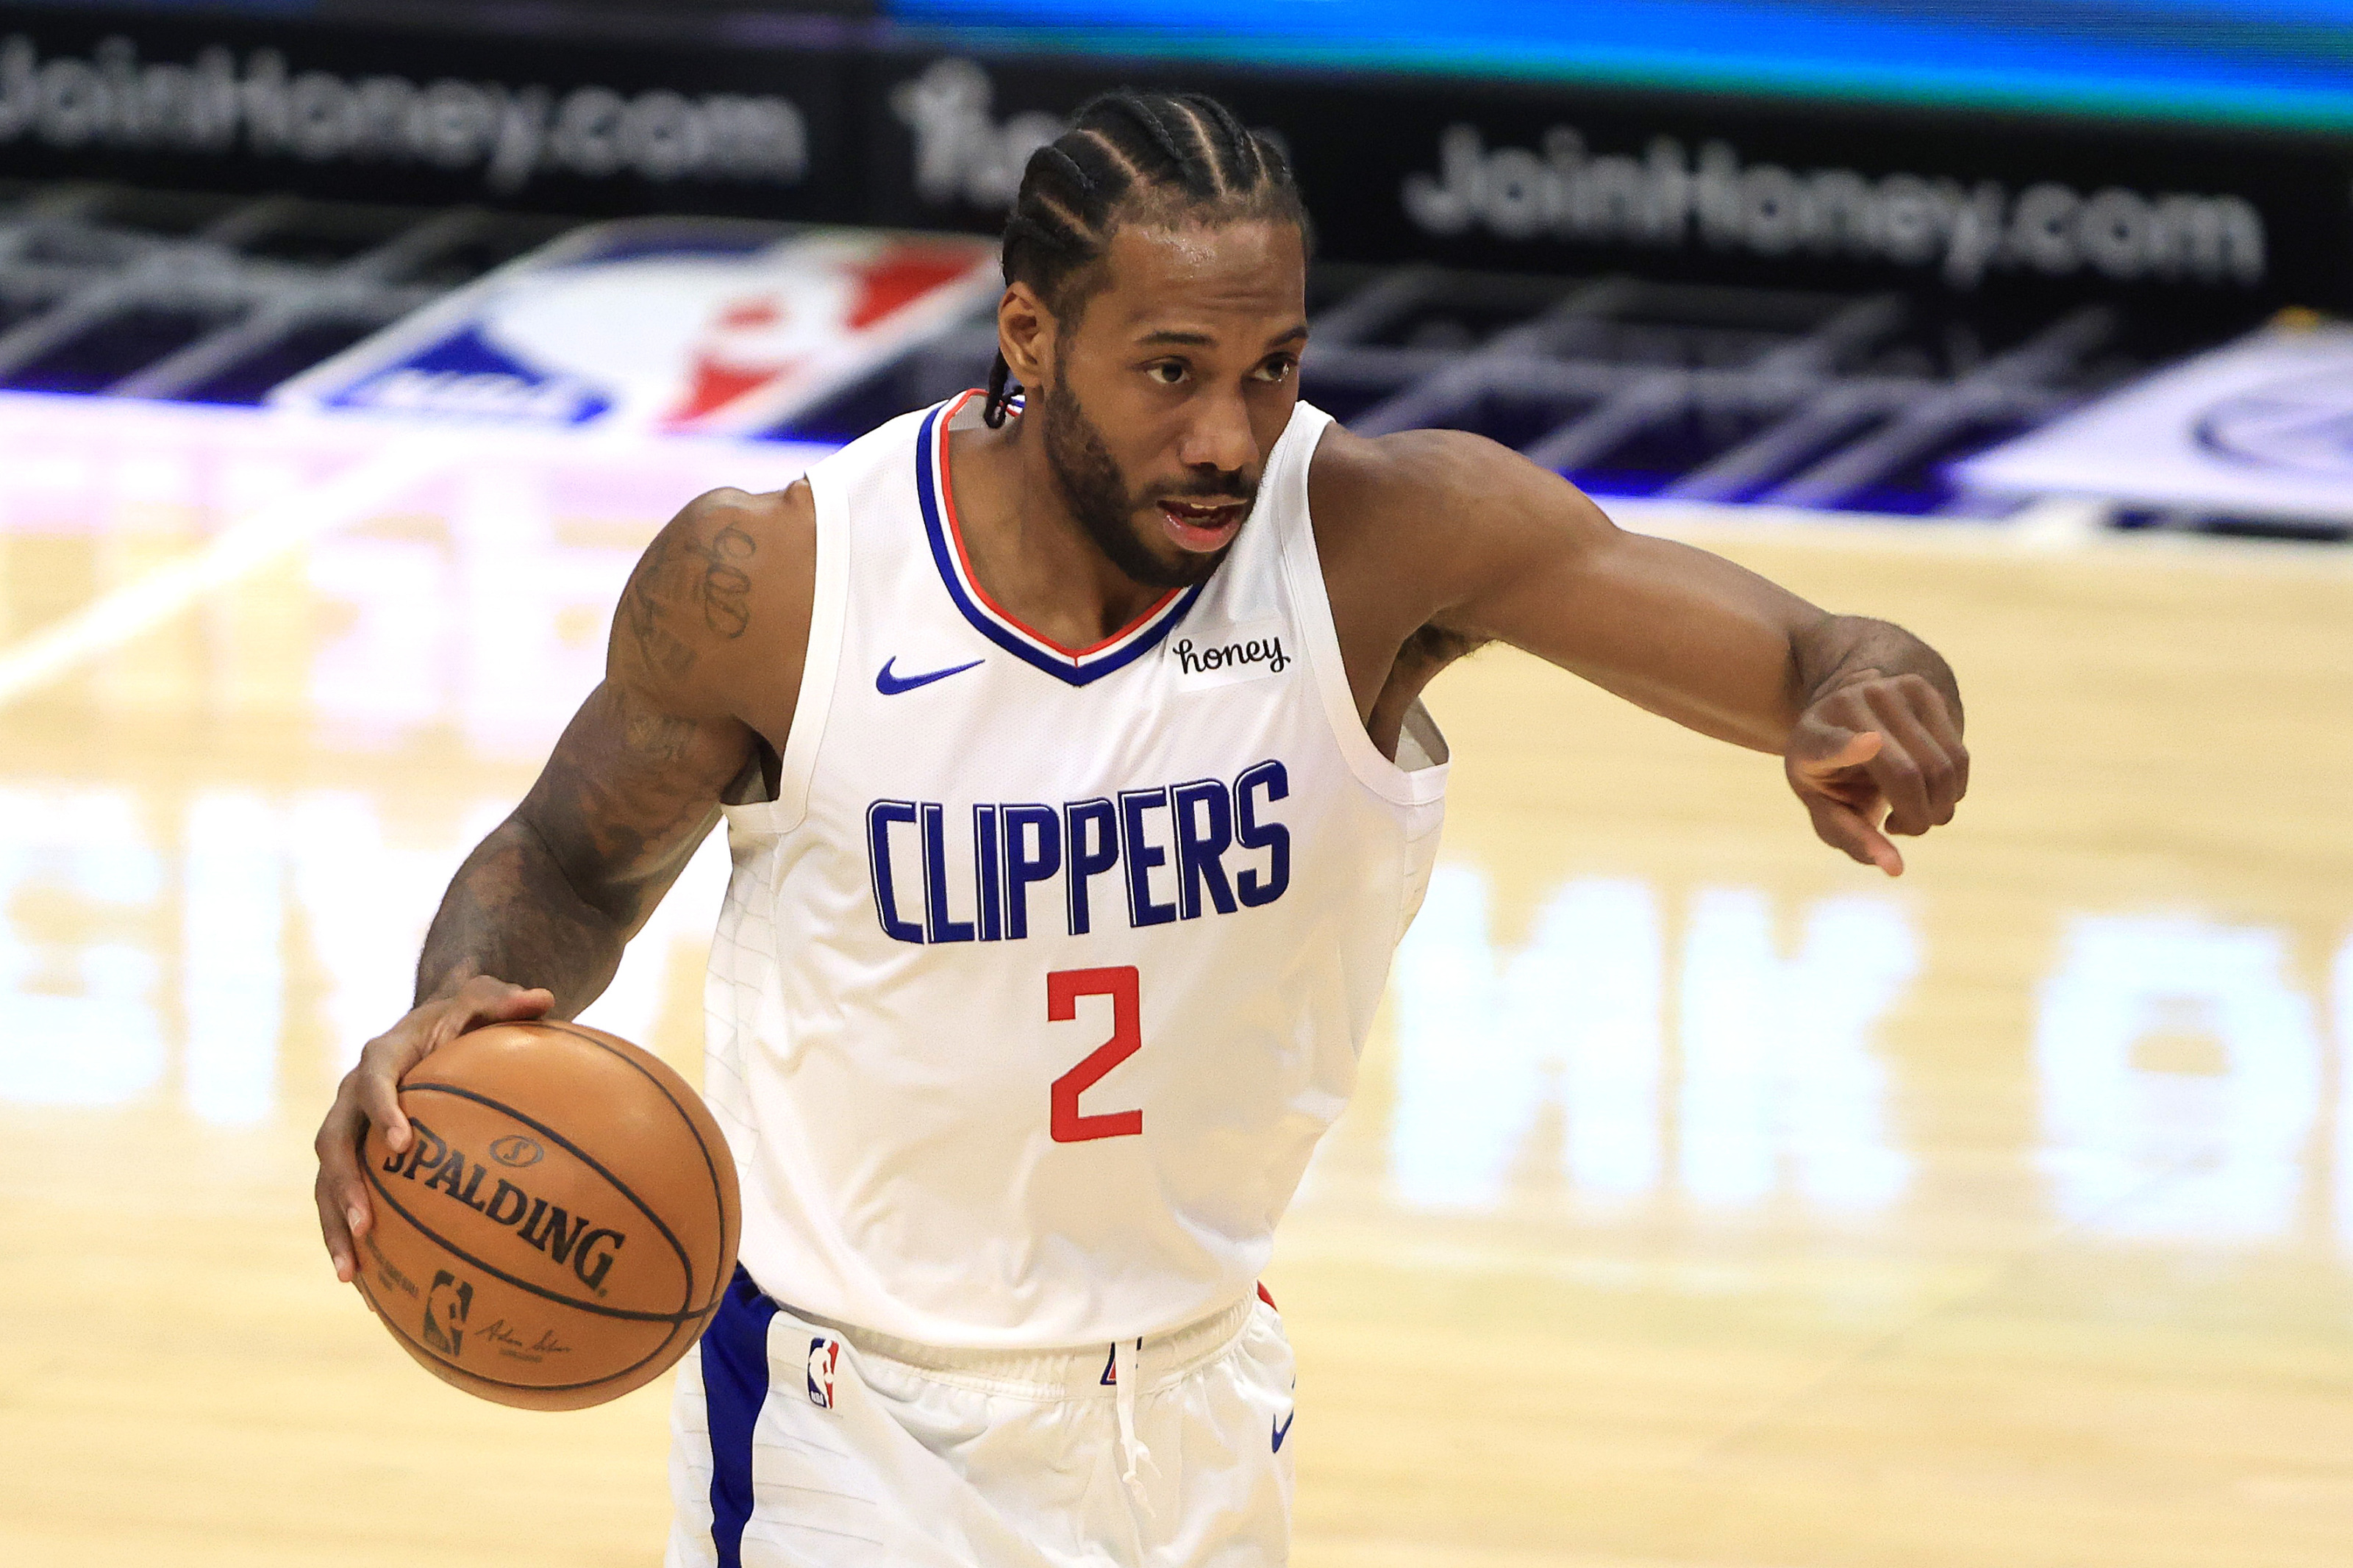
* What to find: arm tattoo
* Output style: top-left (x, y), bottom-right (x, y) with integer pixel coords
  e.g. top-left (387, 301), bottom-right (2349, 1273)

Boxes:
top-left (415, 821), bottom-right (629, 1014)
top-left (415, 679), bottom-right (738, 1015)
top-left (616, 509), bottom-right (760, 679)
top-left (697, 522), bottom-right (756, 638)
top-left (619, 529), bottom-right (699, 681)
top-left (434, 495), bottom-right (765, 1014)
top-left (414, 768), bottom-right (724, 1015)
top-left (624, 702), bottom-right (699, 766)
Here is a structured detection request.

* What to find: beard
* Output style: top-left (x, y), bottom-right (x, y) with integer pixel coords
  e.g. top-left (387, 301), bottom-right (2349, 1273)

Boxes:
top-left (1037, 378), bottom-right (1253, 591)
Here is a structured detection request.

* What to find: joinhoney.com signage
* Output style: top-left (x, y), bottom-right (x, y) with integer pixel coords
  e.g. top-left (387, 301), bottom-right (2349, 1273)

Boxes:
top-left (0, 35), bottom-right (808, 193)
top-left (859, 53), bottom-right (2348, 324)
top-left (0, 7), bottom-right (853, 215)
top-left (1401, 123), bottom-right (2267, 294)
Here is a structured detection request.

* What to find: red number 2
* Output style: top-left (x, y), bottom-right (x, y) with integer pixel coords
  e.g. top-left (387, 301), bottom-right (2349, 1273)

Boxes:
top-left (1048, 966), bottom-right (1143, 1143)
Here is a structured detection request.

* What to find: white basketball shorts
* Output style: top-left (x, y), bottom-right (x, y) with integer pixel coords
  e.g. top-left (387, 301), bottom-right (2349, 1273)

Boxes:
top-left (665, 1270), bottom-right (1299, 1567)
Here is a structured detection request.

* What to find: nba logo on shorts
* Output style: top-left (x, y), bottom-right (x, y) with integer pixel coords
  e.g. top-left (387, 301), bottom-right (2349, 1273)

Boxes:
top-left (807, 1336), bottom-right (840, 1409)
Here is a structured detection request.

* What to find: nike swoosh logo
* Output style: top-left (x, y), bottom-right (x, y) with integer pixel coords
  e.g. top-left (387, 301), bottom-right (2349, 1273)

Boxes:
top-left (1272, 1410), bottom-right (1293, 1453)
top-left (876, 656), bottom-right (982, 695)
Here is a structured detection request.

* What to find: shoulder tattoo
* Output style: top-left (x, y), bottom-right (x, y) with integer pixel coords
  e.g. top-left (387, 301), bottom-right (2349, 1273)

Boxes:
top-left (618, 507), bottom-right (760, 678)
top-left (695, 520), bottom-right (756, 639)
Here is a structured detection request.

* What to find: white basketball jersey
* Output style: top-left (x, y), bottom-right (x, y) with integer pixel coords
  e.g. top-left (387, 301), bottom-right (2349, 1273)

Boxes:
top-left (702, 391), bottom-right (1447, 1348)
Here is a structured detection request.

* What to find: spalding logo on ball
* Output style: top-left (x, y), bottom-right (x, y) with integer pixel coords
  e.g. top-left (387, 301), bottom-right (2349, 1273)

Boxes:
top-left (354, 1020), bottom-right (741, 1411)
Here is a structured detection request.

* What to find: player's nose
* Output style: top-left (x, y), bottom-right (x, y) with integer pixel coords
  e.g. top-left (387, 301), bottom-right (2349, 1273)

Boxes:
top-left (1176, 384), bottom-right (1258, 476)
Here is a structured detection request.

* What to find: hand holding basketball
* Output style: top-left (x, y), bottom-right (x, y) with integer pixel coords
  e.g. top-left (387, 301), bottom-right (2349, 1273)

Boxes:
top-left (1785, 672), bottom-right (1968, 876)
top-left (345, 1019), bottom-right (740, 1410)
top-left (313, 975), bottom-right (554, 1285)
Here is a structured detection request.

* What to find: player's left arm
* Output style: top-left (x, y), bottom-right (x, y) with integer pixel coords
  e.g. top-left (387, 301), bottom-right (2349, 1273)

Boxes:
top-left (1355, 429), bottom-right (1966, 875)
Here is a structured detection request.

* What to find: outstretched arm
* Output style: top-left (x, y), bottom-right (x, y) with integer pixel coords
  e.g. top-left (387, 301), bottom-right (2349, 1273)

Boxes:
top-left (1332, 428), bottom-right (1965, 874)
top-left (1457, 503), bottom-right (1965, 876)
top-left (312, 482), bottom-right (813, 1282)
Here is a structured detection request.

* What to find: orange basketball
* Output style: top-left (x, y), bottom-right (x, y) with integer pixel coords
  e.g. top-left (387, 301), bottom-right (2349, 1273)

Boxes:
top-left (351, 1020), bottom-right (740, 1411)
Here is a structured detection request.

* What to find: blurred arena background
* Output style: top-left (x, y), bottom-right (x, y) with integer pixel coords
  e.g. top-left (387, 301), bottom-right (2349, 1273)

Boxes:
top-left (0, 1), bottom-right (2347, 1564)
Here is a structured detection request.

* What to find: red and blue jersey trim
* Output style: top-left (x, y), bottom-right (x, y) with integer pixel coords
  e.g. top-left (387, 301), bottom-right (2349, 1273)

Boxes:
top-left (915, 390), bottom-right (1203, 687)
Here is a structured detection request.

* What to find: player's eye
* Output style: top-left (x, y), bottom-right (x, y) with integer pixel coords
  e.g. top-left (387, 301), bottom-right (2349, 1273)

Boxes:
top-left (1252, 357), bottom-right (1296, 384)
top-left (1146, 361), bottom-right (1187, 386)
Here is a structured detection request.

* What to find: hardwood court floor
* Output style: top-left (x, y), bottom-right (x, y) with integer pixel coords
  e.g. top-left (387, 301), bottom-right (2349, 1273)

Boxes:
top-left (0, 399), bottom-right (2349, 1567)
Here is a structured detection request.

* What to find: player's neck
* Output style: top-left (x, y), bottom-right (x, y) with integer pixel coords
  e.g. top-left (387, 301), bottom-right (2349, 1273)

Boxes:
top-left (946, 418), bottom-right (1173, 647)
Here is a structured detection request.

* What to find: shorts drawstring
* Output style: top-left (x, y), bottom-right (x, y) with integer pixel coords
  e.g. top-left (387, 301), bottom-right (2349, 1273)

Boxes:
top-left (1111, 1336), bottom-right (1156, 1514)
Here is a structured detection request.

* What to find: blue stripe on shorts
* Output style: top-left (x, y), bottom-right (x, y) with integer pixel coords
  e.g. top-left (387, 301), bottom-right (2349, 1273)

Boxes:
top-left (701, 1267), bottom-right (780, 1568)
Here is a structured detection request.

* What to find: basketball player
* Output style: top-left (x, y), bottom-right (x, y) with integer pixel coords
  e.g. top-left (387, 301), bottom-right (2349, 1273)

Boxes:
top-left (314, 90), bottom-right (1965, 1565)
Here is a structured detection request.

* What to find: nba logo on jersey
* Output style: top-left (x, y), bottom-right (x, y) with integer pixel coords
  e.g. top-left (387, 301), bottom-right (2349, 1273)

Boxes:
top-left (807, 1336), bottom-right (840, 1409)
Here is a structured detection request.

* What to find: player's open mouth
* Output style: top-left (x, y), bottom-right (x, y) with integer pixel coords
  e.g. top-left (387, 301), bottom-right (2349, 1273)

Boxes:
top-left (1157, 498), bottom-right (1248, 552)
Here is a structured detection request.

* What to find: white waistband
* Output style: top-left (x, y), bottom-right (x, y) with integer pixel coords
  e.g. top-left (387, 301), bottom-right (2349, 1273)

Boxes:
top-left (788, 1292), bottom-right (1260, 1399)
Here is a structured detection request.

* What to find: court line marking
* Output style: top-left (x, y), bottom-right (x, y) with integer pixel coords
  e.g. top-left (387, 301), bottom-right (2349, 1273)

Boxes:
top-left (0, 436), bottom-right (444, 709)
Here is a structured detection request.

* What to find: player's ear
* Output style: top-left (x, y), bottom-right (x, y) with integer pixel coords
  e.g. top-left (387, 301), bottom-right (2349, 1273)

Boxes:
top-left (999, 283), bottom-right (1054, 393)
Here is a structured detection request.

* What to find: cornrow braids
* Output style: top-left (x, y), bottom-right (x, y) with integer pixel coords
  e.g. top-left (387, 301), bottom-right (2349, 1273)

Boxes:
top-left (985, 87), bottom-right (1310, 428)
top-left (1191, 93), bottom-right (1265, 187)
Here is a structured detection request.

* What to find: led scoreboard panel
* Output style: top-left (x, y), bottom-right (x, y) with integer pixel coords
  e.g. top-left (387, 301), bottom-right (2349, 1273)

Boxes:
top-left (0, 0), bottom-right (2347, 319)
top-left (870, 0), bottom-right (2353, 326)
top-left (892, 0), bottom-right (2353, 132)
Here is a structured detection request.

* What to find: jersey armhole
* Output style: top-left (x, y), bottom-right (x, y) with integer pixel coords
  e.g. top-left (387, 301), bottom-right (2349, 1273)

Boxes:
top-left (1278, 415), bottom-right (1451, 810)
top-left (724, 460), bottom-right (849, 834)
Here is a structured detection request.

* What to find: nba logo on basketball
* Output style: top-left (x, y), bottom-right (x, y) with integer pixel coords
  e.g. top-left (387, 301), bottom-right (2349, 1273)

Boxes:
top-left (807, 1336), bottom-right (840, 1409)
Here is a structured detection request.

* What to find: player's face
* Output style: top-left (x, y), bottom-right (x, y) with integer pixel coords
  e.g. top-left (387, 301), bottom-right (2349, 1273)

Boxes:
top-left (1040, 218), bottom-right (1307, 590)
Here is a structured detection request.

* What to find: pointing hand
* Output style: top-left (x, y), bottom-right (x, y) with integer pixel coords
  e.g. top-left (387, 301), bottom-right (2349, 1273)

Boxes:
top-left (1785, 673), bottom-right (1968, 876)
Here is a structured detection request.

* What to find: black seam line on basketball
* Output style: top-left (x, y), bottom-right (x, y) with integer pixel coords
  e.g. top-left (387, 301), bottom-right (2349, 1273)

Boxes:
top-left (356, 1267), bottom-right (711, 1395)
top-left (370, 1281), bottom-right (693, 1395)
top-left (398, 1080), bottom-right (700, 1317)
top-left (360, 1264), bottom-right (705, 1396)
top-left (532, 1021), bottom-right (728, 1306)
top-left (361, 1161), bottom-right (699, 1325)
top-left (534, 1020), bottom-right (731, 1311)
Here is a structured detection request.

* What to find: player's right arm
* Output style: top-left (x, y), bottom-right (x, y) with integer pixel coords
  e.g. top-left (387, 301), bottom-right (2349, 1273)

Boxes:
top-left (313, 482), bottom-right (816, 1282)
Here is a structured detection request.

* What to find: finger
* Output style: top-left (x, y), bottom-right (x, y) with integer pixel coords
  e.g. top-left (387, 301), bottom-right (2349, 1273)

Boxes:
top-left (1793, 723), bottom-right (1882, 776)
top-left (315, 1172), bottom-right (358, 1283)
top-left (1856, 725), bottom-right (1934, 838)
top-left (314, 1108), bottom-right (372, 1282)
top-left (1863, 687), bottom-right (1958, 829)
top-left (479, 984), bottom-right (554, 1025)
top-left (1885, 675), bottom-right (1968, 802)
top-left (1888, 673), bottom-right (1957, 737)
top-left (353, 1044), bottom-right (413, 1154)
top-left (1807, 792), bottom-right (1904, 876)
top-left (440, 978), bottom-right (554, 1039)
